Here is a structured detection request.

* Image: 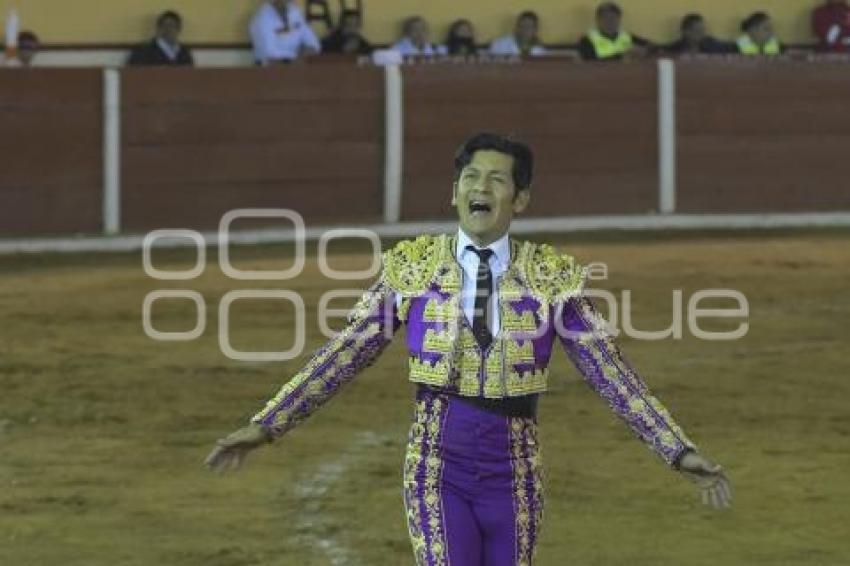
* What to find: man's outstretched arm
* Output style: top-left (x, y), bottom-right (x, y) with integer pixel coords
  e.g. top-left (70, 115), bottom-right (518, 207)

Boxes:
top-left (556, 295), bottom-right (731, 507)
top-left (251, 279), bottom-right (400, 436)
top-left (205, 279), bottom-right (400, 472)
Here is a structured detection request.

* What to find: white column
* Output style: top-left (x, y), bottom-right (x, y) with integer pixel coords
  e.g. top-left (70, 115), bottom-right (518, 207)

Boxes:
top-left (657, 58), bottom-right (676, 215)
top-left (383, 64), bottom-right (403, 224)
top-left (102, 68), bottom-right (121, 235)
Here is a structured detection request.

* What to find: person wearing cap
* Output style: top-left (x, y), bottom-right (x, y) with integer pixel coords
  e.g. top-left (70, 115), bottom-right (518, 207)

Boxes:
top-left (127, 10), bottom-right (194, 66)
top-left (737, 11), bottom-right (783, 56)
top-left (16, 31), bottom-right (39, 66)
top-left (392, 16), bottom-right (447, 56)
top-left (665, 13), bottom-right (735, 56)
top-left (250, 0), bottom-right (321, 64)
top-left (812, 0), bottom-right (850, 52)
top-left (205, 132), bottom-right (732, 565)
top-left (489, 10), bottom-right (547, 57)
top-left (577, 2), bottom-right (653, 61)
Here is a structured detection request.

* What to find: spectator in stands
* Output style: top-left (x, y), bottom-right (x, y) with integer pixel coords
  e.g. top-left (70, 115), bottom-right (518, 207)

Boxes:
top-left (392, 16), bottom-right (447, 56)
top-left (812, 0), bottom-right (850, 52)
top-left (445, 19), bottom-right (477, 56)
top-left (577, 2), bottom-right (653, 61)
top-left (127, 11), bottom-right (194, 66)
top-left (489, 11), bottom-right (547, 57)
top-left (321, 10), bottom-right (372, 55)
top-left (737, 12), bottom-right (783, 56)
top-left (665, 13), bottom-right (735, 55)
top-left (250, 0), bottom-right (321, 64)
top-left (17, 31), bottom-right (40, 67)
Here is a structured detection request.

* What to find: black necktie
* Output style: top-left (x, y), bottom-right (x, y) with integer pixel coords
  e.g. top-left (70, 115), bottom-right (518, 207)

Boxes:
top-left (466, 246), bottom-right (494, 349)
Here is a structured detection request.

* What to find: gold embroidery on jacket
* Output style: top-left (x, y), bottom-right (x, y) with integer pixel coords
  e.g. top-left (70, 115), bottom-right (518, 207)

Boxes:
top-left (409, 357), bottom-right (451, 385)
top-left (423, 328), bottom-right (454, 355)
top-left (390, 235), bottom-right (587, 399)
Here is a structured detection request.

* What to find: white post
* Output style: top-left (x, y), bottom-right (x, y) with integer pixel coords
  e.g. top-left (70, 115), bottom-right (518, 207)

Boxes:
top-left (102, 68), bottom-right (121, 235)
top-left (383, 64), bottom-right (403, 224)
top-left (657, 58), bottom-right (676, 215)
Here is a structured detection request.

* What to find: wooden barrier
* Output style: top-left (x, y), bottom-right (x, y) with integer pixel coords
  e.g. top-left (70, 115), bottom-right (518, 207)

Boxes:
top-left (677, 60), bottom-right (850, 213)
top-left (400, 62), bottom-right (659, 220)
top-left (2, 61), bottom-right (850, 239)
top-left (120, 66), bottom-right (384, 232)
top-left (0, 69), bottom-right (102, 236)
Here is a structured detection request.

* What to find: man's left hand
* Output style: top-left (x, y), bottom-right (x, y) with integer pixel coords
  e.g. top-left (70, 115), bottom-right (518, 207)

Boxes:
top-left (678, 451), bottom-right (732, 509)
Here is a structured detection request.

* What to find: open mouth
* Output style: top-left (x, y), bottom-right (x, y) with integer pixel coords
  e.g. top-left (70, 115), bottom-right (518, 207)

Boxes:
top-left (469, 201), bottom-right (492, 215)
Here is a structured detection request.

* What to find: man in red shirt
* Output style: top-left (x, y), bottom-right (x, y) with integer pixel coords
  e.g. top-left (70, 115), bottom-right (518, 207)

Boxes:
top-left (812, 0), bottom-right (850, 51)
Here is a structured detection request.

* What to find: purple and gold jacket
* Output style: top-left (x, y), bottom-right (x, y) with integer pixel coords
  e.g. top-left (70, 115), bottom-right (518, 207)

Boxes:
top-left (252, 234), bottom-right (697, 467)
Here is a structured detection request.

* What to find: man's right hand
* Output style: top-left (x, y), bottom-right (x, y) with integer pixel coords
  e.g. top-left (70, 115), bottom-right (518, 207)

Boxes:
top-left (203, 423), bottom-right (273, 474)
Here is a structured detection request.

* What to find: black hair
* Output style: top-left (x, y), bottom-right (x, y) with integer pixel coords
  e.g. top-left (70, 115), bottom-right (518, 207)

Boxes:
top-left (596, 2), bottom-right (623, 18)
top-left (18, 30), bottom-right (40, 46)
top-left (157, 10), bottom-right (182, 29)
top-left (517, 10), bottom-right (540, 25)
top-left (402, 15), bottom-right (426, 36)
top-left (446, 19), bottom-right (477, 55)
top-left (454, 132), bottom-right (534, 192)
top-left (448, 18), bottom-right (473, 38)
top-left (681, 13), bottom-right (704, 32)
top-left (741, 11), bottom-right (769, 32)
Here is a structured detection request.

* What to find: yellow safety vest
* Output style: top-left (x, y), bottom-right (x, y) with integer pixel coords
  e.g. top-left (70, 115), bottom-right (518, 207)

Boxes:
top-left (737, 35), bottom-right (781, 56)
top-left (587, 28), bottom-right (633, 59)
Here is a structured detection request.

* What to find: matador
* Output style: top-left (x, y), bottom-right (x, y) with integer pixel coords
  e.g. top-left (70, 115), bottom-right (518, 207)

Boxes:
top-left (206, 132), bottom-right (731, 565)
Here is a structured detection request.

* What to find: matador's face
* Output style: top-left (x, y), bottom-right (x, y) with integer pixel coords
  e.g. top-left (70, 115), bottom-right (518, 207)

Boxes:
top-left (452, 150), bottom-right (530, 246)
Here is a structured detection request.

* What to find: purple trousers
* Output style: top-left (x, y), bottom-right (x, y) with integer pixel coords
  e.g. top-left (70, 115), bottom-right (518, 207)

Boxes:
top-left (403, 387), bottom-right (544, 566)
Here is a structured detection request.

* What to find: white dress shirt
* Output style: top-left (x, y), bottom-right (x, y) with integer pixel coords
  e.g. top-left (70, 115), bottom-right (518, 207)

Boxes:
top-left (455, 228), bottom-right (510, 335)
top-left (489, 35), bottom-right (547, 56)
top-left (250, 1), bottom-right (321, 63)
top-left (156, 37), bottom-right (181, 62)
top-left (392, 230), bottom-right (510, 335)
top-left (391, 37), bottom-right (448, 56)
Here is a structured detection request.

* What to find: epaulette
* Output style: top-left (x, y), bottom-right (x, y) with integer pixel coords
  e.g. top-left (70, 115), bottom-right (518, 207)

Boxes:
top-left (382, 234), bottom-right (445, 295)
top-left (519, 242), bottom-right (586, 303)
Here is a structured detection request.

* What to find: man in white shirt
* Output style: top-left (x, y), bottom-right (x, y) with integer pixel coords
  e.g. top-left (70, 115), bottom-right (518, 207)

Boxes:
top-left (489, 10), bottom-right (547, 57)
top-left (250, 0), bottom-right (321, 64)
top-left (392, 15), bottom-right (447, 56)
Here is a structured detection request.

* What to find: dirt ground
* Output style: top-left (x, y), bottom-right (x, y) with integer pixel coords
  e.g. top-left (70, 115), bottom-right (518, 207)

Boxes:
top-left (1, 229), bottom-right (848, 566)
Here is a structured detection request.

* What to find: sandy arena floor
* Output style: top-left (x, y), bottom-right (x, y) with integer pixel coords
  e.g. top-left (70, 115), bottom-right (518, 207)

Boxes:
top-left (1, 230), bottom-right (848, 565)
